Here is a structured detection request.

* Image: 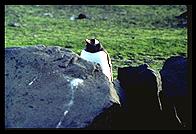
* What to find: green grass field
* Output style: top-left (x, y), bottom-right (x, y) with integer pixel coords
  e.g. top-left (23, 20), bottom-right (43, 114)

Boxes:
top-left (5, 5), bottom-right (187, 79)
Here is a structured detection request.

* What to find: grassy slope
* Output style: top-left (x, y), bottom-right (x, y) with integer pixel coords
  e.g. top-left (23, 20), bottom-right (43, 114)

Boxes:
top-left (5, 5), bottom-right (187, 79)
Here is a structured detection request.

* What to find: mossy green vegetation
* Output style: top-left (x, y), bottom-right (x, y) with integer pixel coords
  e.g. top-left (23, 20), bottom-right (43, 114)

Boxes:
top-left (5, 5), bottom-right (187, 79)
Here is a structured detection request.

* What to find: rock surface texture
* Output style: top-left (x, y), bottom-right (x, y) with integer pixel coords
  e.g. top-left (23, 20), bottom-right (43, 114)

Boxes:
top-left (5, 45), bottom-right (119, 128)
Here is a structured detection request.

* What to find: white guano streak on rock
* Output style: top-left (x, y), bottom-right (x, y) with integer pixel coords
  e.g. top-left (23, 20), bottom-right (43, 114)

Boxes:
top-left (70, 78), bottom-right (84, 89)
top-left (56, 110), bottom-right (69, 128)
top-left (56, 78), bottom-right (84, 128)
top-left (152, 70), bottom-right (163, 111)
top-left (156, 72), bottom-right (163, 111)
top-left (28, 77), bottom-right (37, 86)
top-left (174, 106), bottom-right (182, 124)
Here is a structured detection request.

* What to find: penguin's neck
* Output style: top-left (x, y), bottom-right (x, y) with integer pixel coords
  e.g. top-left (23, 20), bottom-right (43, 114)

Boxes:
top-left (84, 47), bottom-right (104, 53)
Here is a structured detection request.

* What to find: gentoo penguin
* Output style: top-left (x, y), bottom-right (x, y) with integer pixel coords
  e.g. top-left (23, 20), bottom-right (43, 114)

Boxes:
top-left (80, 38), bottom-right (113, 82)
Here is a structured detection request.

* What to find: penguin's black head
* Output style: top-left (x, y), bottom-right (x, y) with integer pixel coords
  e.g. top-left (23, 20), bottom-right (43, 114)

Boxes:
top-left (84, 38), bottom-right (104, 53)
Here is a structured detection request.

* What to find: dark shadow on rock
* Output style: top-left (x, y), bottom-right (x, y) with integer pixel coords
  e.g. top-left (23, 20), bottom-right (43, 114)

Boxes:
top-left (86, 104), bottom-right (122, 130)
top-left (160, 56), bottom-right (191, 129)
top-left (116, 64), bottom-right (166, 129)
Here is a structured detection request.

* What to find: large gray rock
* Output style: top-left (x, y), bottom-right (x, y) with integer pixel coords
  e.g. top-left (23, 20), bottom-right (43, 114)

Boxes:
top-left (5, 45), bottom-right (120, 128)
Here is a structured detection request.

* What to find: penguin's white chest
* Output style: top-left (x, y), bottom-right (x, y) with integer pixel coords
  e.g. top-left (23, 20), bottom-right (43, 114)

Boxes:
top-left (80, 50), bottom-right (112, 81)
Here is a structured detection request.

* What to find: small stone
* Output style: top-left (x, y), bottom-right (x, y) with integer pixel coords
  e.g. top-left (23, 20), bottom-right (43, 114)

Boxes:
top-left (76, 13), bottom-right (87, 19)
top-left (43, 13), bottom-right (53, 18)
top-left (70, 15), bottom-right (75, 20)
top-left (9, 22), bottom-right (20, 27)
